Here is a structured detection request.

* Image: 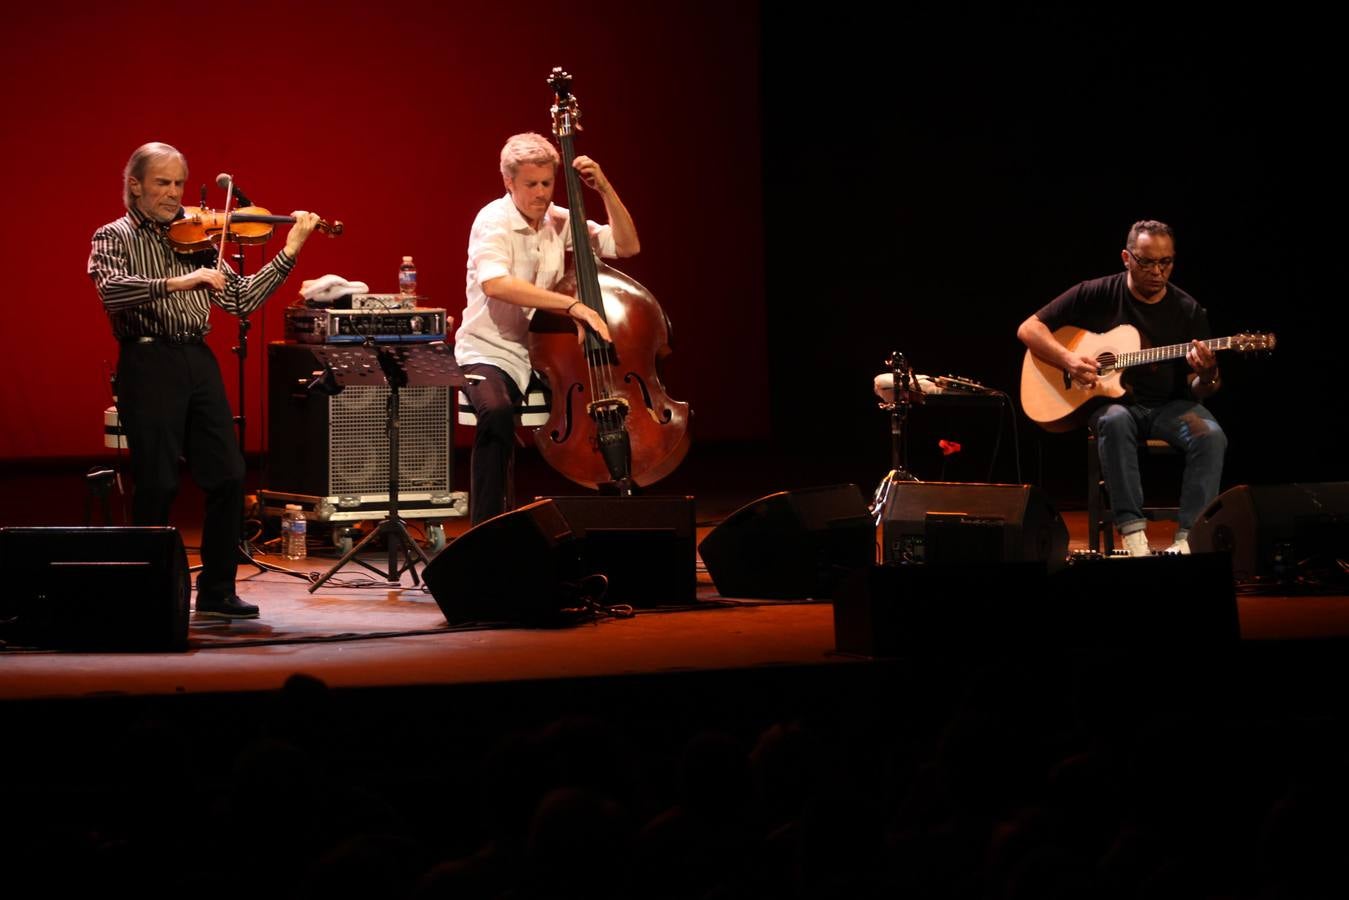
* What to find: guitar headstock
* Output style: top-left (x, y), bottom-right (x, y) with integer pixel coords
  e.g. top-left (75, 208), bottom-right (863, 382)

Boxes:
top-left (1232, 332), bottom-right (1277, 353)
top-left (549, 67), bottom-right (581, 138)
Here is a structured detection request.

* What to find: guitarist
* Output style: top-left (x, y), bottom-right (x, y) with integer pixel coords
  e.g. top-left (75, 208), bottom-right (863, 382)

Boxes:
top-left (1016, 220), bottom-right (1225, 556)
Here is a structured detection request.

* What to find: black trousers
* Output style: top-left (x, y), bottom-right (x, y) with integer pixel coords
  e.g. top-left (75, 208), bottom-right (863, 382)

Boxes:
top-left (116, 341), bottom-right (244, 601)
top-left (460, 363), bottom-right (523, 525)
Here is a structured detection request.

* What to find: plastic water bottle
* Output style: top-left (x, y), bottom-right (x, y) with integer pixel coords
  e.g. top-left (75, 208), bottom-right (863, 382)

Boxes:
top-left (399, 256), bottom-right (417, 300)
top-left (282, 504), bottom-right (307, 560)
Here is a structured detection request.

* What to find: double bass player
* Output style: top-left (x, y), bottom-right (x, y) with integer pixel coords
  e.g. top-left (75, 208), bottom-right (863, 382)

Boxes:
top-left (454, 131), bottom-right (639, 524)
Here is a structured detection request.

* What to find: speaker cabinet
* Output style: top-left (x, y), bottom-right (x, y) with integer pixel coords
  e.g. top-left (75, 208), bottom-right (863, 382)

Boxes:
top-left (1049, 553), bottom-right (1239, 648)
top-left (879, 482), bottom-right (1068, 570)
top-left (1189, 482), bottom-right (1349, 582)
top-left (698, 484), bottom-right (875, 599)
top-left (0, 527), bottom-right (190, 652)
top-left (835, 553), bottom-right (1237, 657)
top-left (541, 495), bottom-right (696, 607)
top-left (835, 561), bottom-right (1050, 656)
top-left (423, 500), bottom-right (582, 626)
top-left (267, 343), bottom-right (452, 498)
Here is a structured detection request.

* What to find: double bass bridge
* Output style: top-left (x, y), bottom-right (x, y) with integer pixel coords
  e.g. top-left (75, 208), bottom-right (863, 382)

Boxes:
top-left (587, 396), bottom-right (631, 419)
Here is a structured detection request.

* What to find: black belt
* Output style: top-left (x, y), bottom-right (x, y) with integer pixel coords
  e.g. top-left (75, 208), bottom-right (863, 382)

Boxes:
top-left (121, 332), bottom-right (207, 345)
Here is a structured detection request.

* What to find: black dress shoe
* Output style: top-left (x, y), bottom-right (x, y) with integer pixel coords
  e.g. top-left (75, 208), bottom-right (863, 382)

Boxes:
top-left (195, 594), bottom-right (260, 620)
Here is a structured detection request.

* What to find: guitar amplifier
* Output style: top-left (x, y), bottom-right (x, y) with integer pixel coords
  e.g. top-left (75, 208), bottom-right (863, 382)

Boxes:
top-left (284, 307), bottom-right (449, 343)
top-left (263, 343), bottom-right (466, 526)
top-left (879, 481), bottom-right (1068, 570)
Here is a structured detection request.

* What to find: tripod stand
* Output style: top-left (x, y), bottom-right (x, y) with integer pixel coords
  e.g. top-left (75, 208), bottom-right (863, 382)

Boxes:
top-left (308, 341), bottom-right (466, 592)
top-left (870, 349), bottom-right (921, 523)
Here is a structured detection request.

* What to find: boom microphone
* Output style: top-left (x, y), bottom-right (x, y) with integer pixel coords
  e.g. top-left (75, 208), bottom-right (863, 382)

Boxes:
top-left (215, 172), bottom-right (253, 207)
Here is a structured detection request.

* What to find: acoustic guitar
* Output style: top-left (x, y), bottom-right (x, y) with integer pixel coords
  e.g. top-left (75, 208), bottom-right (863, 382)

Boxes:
top-left (1020, 324), bottom-right (1275, 432)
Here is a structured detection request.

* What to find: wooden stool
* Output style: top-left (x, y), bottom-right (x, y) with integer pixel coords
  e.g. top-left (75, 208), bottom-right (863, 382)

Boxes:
top-left (456, 373), bottom-right (551, 513)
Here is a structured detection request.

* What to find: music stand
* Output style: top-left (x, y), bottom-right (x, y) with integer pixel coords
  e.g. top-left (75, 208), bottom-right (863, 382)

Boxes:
top-left (870, 349), bottom-right (922, 523)
top-left (303, 342), bottom-right (466, 592)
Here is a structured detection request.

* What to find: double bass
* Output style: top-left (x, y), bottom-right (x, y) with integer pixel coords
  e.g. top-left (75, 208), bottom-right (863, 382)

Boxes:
top-left (528, 68), bottom-right (690, 492)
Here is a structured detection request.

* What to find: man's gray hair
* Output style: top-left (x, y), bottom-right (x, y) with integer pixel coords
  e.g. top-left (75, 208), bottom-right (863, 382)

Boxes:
top-left (499, 133), bottom-right (559, 180)
top-left (123, 142), bottom-right (186, 209)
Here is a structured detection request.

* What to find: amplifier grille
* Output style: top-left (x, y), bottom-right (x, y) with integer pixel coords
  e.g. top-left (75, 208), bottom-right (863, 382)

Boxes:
top-left (329, 385), bottom-right (450, 495)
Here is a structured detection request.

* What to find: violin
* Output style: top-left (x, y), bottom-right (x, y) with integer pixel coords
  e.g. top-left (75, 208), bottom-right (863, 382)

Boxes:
top-left (167, 206), bottom-right (343, 253)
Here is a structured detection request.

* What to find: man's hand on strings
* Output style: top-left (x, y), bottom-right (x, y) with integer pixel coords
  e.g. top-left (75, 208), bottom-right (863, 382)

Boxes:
top-left (568, 300), bottom-right (612, 343)
top-left (572, 156), bottom-right (611, 194)
top-left (1064, 353), bottom-right (1100, 388)
top-left (1187, 340), bottom-right (1217, 379)
top-left (284, 211), bottom-right (322, 257)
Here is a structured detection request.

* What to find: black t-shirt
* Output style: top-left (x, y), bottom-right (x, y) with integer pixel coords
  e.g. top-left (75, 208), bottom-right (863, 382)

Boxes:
top-left (1036, 271), bottom-right (1211, 406)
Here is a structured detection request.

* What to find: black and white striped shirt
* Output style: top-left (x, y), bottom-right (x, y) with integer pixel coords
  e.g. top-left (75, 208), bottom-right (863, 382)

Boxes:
top-left (88, 205), bottom-right (296, 340)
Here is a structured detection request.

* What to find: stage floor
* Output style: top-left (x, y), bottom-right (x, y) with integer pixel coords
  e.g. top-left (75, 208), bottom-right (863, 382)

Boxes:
top-left (6, 458), bottom-right (1347, 900)
top-left (4, 501), bottom-right (1348, 703)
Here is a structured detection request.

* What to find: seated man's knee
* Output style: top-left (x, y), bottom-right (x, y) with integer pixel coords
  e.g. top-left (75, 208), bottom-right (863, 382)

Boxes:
top-left (1180, 411), bottom-right (1227, 455)
top-left (1093, 404), bottom-right (1136, 441)
top-left (1197, 421), bottom-right (1227, 456)
top-left (476, 404), bottom-right (518, 441)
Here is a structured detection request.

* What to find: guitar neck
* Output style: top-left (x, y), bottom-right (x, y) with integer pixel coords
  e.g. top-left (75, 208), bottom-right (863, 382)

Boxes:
top-left (1114, 336), bottom-right (1234, 370)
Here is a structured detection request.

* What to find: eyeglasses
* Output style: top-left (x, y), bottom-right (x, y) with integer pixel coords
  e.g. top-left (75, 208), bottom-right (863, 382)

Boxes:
top-left (1126, 248), bottom-right (1174, 270)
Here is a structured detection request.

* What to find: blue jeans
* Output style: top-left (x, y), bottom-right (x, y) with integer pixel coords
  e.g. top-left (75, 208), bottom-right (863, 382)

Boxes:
top-left (1089, 399), bottom-right (1226, 535)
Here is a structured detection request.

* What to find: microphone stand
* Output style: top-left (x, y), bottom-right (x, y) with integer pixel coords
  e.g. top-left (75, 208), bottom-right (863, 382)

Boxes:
top-left (185, 182), bottom-right (264, 577)
top-left (229, 239), bottom-right (267, 575)
top-left (870, 349), bottom-right (920, 524)
top-left (205, 180), bottom-right (266, 576)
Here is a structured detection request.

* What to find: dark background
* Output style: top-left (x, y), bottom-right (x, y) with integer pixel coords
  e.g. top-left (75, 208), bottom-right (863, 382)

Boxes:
top-left (763, 5), bottom-right (1342, 501)
top-left (2, 2), bottom-right (1339, 512)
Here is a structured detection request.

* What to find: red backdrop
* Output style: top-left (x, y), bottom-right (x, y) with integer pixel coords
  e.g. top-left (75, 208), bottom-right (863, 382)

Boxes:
top-left (0, 0), bottom-right (766, 462)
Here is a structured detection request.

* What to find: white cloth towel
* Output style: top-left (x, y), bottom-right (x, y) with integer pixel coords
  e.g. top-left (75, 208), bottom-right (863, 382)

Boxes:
top-left (300, 274), bottom-right (370, 302)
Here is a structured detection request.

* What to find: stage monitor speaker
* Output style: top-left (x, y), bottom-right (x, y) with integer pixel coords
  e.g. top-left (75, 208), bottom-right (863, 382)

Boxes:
top-left (879, 481), bottom-right (1068, 571)
top-left (423, 500), bottom-right (582, 626)
top-left (267, 343), bottom-right (452, 498)
top-left (0, 527), bottom-right (190, 652)
top-left (541, 495), bottom-right (696, 607)
top-left (697, 484), bottom-right (874, 599)
top-left (1048, 553), bottom-right (1239, 649)
top-left (1189, 482), bottom-right (1349, 583)
top-left (834, 561), bottom-right (1050, 657)
top-left (835, 553), bottom-right (1237, 657)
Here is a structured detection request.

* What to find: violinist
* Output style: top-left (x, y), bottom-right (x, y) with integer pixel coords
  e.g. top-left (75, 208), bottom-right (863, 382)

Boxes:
top-left (88, 141), bottom-right (320, 619)
top-left (455, 132), bottom-right (639, 523)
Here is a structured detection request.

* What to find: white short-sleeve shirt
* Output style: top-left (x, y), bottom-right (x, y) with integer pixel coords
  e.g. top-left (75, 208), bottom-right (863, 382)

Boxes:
top-left (454, 194), bottom-right (615, 392)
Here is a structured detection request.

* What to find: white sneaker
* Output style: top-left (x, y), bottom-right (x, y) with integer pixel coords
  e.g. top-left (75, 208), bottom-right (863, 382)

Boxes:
top-left (1164, 537), bottom-right (1191, 554)
top-left (1121, 531), bottom-right (1152, 557)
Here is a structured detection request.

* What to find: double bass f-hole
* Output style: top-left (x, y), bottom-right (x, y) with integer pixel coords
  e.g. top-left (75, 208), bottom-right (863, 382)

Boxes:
top-left (526, 67), bottom-right (691, 492)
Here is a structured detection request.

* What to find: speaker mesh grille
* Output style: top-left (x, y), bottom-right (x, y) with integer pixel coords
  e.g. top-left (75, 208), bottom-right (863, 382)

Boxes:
top-left (328, 385), bottom-right (450, 494)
